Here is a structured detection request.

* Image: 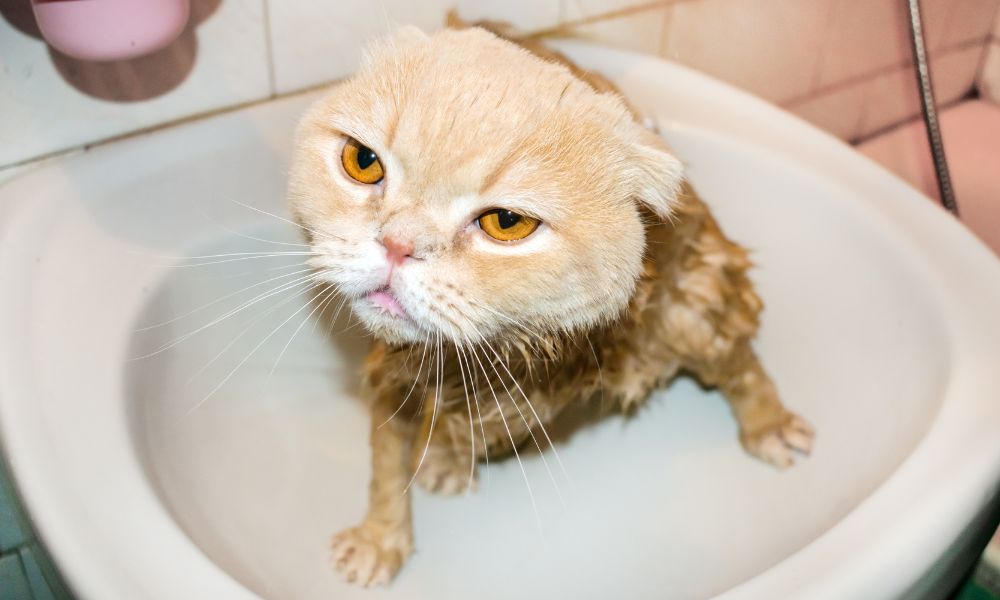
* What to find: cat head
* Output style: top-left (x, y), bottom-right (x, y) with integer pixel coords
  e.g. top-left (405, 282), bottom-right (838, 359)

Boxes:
top-left (288, 26), bottom-right (683, 346)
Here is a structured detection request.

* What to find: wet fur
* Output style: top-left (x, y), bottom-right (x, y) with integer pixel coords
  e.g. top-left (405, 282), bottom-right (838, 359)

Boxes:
top-left (288, 21), bottom-right (813, 587)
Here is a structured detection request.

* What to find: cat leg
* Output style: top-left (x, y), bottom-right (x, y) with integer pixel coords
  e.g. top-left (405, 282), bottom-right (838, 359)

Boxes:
top-left (412, 411), bottom-right (478, 495)
top-left (330, 396), bottom-right (415, 586)
top-left (695, 344), bottom-right (813, 468)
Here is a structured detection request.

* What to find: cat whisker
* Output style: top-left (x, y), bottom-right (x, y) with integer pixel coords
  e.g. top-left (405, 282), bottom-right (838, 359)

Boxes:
top-left (131, 271), bottom-right (322, 360)
top-left (166, 252), bottom-right (321, 269)
top-left (184, 278), bottom-right (320, 385)
top-left (226, 198), bottom-right (326, 240)
top-left (377, 331), bottom-right (431, 430)
top-left (184, 279), bottom-right (327, 416)
top-left (404, 331), bottom-right (444, 495)
top-left (262, 285), bottom-right (341, 390)
top-left (486, 337), bottom-right (571, 486)
top-left (467, 343), bottom-right (542, 532)
top-left (585, 337), bottom-right (607, 414)
top-left (456, 341), bottom-right (491, 492)
top-left (135, 266), bottom-right (316, 332)
top-left (477, 339), bottom-right (567, 508)
top-left (452, 341), bottom-right (477, 493)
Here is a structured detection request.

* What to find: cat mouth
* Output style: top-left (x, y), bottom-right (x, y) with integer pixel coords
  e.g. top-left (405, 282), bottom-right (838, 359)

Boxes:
top-left (365, 287), bottom-right (409, 319)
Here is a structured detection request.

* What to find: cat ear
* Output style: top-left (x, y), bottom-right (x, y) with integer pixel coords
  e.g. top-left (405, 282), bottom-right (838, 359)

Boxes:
top-left (626, 127), bottom-right (685, 220)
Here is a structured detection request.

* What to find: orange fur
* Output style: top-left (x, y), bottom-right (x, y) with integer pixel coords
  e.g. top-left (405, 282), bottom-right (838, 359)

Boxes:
top-left (289, 23), bottom-right (813, 587)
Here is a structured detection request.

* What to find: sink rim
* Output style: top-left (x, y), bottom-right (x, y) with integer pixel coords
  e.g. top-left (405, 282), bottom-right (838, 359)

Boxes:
top-left (1, 42), bottom-right (999, 600)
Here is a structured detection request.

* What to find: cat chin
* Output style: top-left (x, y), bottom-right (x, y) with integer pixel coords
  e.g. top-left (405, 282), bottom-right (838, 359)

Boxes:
top-left (351, 298), bottom-right (427, 344)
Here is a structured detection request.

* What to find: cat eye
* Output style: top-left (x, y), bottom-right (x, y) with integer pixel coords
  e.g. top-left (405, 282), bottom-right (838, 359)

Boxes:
top-left (477, 209), bottom-right (540, 241)
top-left (341, 138), bottom-right (384, 184)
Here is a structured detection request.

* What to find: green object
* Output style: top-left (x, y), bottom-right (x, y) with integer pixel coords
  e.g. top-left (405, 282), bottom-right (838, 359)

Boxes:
top-left (19, 544), bottom-right (71, 600)
top-left (0, 461), bottom-right (31, 553)
top-left (0, 554), bottom-right (32, 600)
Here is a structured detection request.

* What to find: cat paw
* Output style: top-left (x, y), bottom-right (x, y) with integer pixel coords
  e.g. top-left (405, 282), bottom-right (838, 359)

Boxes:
top-left (740, 413), bottom-right (814, 469)
top-left (330, 524), bottom-right (411, 587)
top-left (414, 453), bottom-right (477, 495)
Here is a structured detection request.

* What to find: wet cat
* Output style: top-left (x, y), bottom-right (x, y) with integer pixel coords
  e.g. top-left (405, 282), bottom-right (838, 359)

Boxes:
top-left (287, 22), bottom-right (813, 587)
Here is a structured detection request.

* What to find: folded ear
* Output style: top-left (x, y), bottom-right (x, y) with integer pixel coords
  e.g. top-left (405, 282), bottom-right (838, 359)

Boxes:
top-left (626, 126), bottom-right (685, 220)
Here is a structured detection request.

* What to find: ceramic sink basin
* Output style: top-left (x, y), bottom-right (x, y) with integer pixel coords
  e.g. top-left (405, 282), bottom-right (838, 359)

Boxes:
top-left (1, 43), bottom-right (999, 600)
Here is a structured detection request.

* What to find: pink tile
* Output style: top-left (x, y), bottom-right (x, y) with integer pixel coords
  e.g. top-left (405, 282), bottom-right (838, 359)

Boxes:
top-left (857, 100), bottom-right (1000, 255)
top-left (931, 45), bottom-right (984, 104)
top-left (817, 0), bottom-right (913, 88)
top-left (854, 46), bottom-right (981, 139)
top-left (786, 84), bottom-right (866, 141)
top-left (978, 42), bottom-right (1000, 102)
top-left (562, 0), bottom-right (669, 55)
top-left (939, 0), bottom-right (1000, 47)
top-left (855, 67), bottom-right (921, 138)
top-left (662, 0), bottom-right (830, 104)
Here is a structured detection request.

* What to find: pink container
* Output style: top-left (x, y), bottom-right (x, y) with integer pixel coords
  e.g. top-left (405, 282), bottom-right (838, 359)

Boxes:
top-left (32, 0), bottom-right (190, 62)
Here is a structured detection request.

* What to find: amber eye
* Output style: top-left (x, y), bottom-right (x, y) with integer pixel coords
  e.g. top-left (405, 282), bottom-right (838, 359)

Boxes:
top-left (341, 138), bottom-right (384, 184)
top-left (477, 209), bottom-right (540, 241)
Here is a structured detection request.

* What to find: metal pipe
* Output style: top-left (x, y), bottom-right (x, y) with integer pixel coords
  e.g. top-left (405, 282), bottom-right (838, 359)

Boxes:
top-left (906, 0), bottom-right (959, 215)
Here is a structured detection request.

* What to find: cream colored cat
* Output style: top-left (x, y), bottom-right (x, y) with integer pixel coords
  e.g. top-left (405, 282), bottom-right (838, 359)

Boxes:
top-left (287, 23), bottom-right (813, 587)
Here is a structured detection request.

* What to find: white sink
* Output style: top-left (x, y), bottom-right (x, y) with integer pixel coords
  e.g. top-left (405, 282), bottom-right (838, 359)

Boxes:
top-left (1, 43), bottom-right (999, 600)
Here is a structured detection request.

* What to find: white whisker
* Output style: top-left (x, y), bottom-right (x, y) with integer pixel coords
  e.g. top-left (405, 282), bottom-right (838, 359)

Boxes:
top-left (135, 266), bottom-right (316, 331)
top-left (131, 271), bottom-right (321, 360)
top-left (478, 340), bottom-right (566, 509)
top-left (404, 332), bottom-right (444, 495)
top-left (468, 344), bottom-right (542, 532)
top-left (184, 280), bottom-right (326, 416)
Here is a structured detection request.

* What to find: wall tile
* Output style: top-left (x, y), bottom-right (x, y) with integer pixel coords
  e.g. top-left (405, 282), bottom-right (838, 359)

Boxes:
top-left (786, 84), bottom-right (866, 141)
top-left (561, 0), bottom-right (669, 56)
top-left (855, 45), bottom-right (980, 139)
top-left (977, 42), bottom-right (1000, 103)
top-left (855, 65), bottom-right (920, 139)
top-left (931, 44), bottom-right (984, 104)
top-left (267, 0), bottom-right (561, 94)
top-left (0, 0), bottom-right (270, 168)
top-left (817, 0), bottom-right (913, 88)
top-left (940, 0), bottom-right (1000, 47)
top-left (662, 0), bottom-right (831, 105)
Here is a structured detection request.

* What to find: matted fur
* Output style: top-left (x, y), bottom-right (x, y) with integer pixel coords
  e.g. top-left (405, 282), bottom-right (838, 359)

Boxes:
top-left (287, 22), bottom-right (813, 587)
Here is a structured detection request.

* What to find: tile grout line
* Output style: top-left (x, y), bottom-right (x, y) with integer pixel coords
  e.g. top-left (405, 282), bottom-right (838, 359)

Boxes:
top-left (260, 0), bottom-right (278, 98)
top-left (0, 80), bottom-right (338, 175)
top-left (782, 36), bottom-right (989, 109)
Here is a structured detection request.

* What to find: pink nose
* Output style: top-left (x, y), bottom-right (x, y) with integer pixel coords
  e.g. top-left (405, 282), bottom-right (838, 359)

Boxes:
top-left (381, 235), bottom-right (414, 266)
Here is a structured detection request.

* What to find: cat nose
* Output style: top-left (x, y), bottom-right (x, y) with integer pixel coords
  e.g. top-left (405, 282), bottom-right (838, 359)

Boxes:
top-left (380, 235), bottom-right (414, 266)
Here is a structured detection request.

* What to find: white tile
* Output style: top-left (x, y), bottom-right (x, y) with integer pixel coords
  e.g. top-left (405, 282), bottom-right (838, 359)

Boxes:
top-left (939, 0), bottom-right (999, 47)
top-left (786, 84), bottom-right (866, 141)
top-left (561, 0), bottom-right (668, 55)
top-left (456, 0), bottom-right (561, 32)
top-left (662, 0), bottom-right (831, 104)
top-left (0, 0), bottom-right (270, 167)
top-left (854, 45), bottom-right (981, 139)
top-left (976, 42), bottom-right (1000, 103)
top-left (817, 0), bottom-right (913, 88)
top-left (267, 0), bottom-right (561, 94)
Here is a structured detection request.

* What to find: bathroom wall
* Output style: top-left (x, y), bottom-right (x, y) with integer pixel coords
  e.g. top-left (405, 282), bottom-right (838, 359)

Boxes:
top-left (1, 0), bottom-right (998, 173)
top-left (976, 6), bottom-right (1000, 103)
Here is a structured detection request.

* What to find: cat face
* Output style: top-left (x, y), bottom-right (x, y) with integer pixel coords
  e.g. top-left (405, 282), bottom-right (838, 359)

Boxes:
top-left (288, 27), bottom-right (683, 346)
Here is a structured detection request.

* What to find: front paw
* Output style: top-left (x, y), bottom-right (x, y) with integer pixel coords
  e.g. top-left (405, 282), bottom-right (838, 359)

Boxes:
top-left (740, 412), bottom-right (814, 469)
top-left (330, 523), bottom-right (412, 587)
